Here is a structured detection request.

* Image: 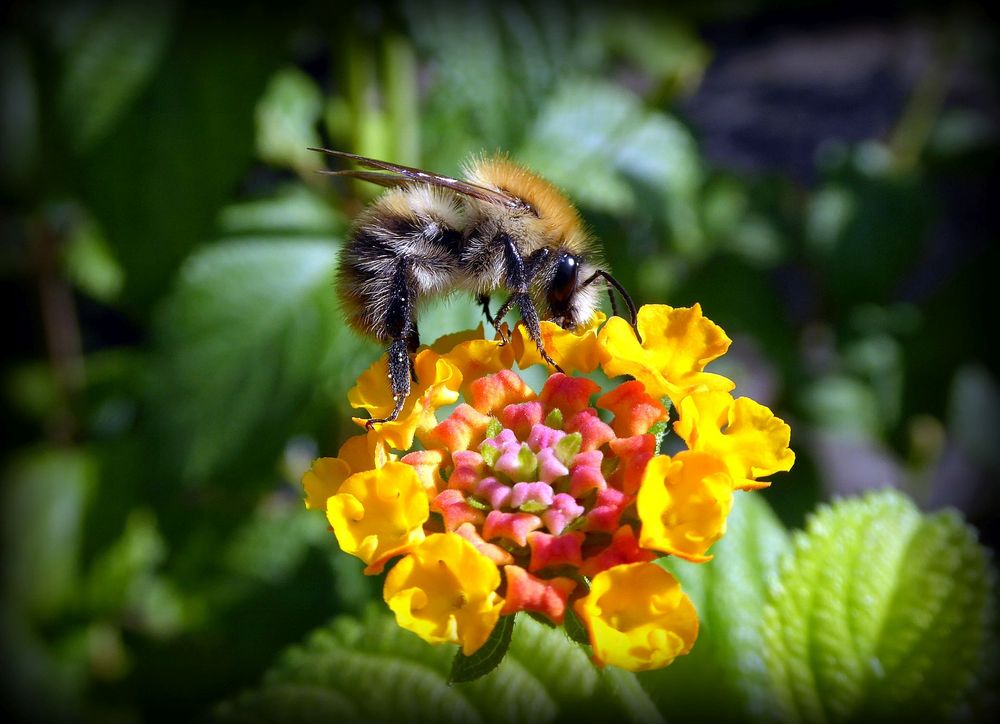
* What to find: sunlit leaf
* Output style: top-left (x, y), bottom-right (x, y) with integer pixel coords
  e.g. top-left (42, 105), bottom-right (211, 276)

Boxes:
top-left (217, 609), bottom-right (662, 724)
top-left (646, 493), bottom-right (789, 721)
top-left (519, 80), bottom-right (704, 255)
top-left (255, 67), bottom-right (324, 174)
top-left (762, 490), bottom-right (996, 722)
top-left (217, 184), bottom-right (345, 238)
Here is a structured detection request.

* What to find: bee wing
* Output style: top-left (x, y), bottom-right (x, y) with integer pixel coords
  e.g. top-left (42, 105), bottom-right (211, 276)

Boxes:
top-left (310, 147), bottom-right (522, 208)
top-left (318, 169), bottom-right (413, 189)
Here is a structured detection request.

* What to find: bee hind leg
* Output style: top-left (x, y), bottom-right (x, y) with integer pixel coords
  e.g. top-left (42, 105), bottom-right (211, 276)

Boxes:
top-left (365, 337), bottom-right (411, 429)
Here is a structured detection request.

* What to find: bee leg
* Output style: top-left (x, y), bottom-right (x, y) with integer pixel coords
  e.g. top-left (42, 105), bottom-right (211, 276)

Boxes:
top-left (498, 235), bottom-right (562, 371)
top-left (582, 270), bottom-right (642, 344)
top-left (407, 324), bottom-right (420, 384)
top-left (367, 261), bottom-right (416, 428)
top-left (515, 292), bottom-right (563, 373)
top-left (477, 293), bottom-right (496, 327)
top-left (365, 337), bottom-right (411, 429)
top-left (490, 294), bottom-right (518, 345)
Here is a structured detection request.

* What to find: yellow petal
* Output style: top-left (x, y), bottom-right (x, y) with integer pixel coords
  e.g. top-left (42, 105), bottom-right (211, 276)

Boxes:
top-left (674, 391), bottom-right (795, 490)
top-left (383, 533), bottom-right (504, 655)
top-left (301, 457), bottom-right (351, 511)
top-left (598, 304), bottom-right (734, 406)
top-left (574, 562), bottom-right (698, 671)
top-left (637, 452), bottom-right (734, 562)
top-left (512, 311), bottom-right (606, 374)
top-left (349, 348), bottom-right (462, 450)
top-left (326, 461), bottom-right (429, 573)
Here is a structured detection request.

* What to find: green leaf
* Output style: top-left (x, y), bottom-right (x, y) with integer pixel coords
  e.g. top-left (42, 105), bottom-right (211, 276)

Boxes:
top-left (214, 684), bottom-right (359, 724)
top-left (645, 492), bottom-right (789, 721)
top-left (151, 239), bottom-right (360, 486)
top-left (761, 490), bottom-right (997, 722)
top-left (599, 667), bottom-right (666, 724)
top-left (1, 448), bottom-right (96, 620)
top-left (221, 503), bottom-right (328, 585)
top-left (450, 613), bottom-right (516, 683)
top-left (77, 8), bottom-right (286, 309)
top-left (255, 67), bottom-right (324, 174)
top-left (55, 0), bottom-right (174, 153)
top-left (518, 80), bottom-right (704, 256)
top-left (221, 609), bottom-right (639, 724)
top-left (217, 184), bottom-right (344, 238)
top-left (82, 509), bottom-right (186, 636)
top-left (404, 0), bottom-right (592, 165)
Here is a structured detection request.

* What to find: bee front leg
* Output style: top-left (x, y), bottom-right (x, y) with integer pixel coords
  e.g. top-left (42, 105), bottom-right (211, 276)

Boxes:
top-left (489, 294), bottom-right (518, 345)
top-left (514, 292), bottom-right (564, 373)
top-left (477, 293), bottom-right (496, 327)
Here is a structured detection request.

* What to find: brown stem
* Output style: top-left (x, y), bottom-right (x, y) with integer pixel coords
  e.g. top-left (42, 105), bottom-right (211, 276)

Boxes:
top-left (29, 215), bottom-right (83, 444)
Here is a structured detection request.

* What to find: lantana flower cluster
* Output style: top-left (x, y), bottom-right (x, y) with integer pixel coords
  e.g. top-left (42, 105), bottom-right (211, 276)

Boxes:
top-left (303, 305), bottom-right (794, 672)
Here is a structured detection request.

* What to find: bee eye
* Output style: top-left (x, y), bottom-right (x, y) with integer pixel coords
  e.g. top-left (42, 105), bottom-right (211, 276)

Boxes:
top-left (549, 253), bottom-right (579, 304)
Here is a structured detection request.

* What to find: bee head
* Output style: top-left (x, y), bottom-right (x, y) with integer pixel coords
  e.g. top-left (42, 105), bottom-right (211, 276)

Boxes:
top-left (535, 250), bottom-right (601, 329)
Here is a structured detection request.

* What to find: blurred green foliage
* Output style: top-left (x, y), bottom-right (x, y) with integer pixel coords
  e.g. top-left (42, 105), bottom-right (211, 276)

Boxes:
top-left (1, 1), bottom-right (997, 722)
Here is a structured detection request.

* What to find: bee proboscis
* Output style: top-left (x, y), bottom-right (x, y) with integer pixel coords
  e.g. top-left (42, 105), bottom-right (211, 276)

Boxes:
top-left (313, 148), bottom-right (640, 427)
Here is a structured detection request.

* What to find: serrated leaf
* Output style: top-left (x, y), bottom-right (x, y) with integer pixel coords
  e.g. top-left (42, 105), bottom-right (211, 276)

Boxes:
top-left (450, 613), bottom-right (515, 683)
top-left (761, 490), bottom-right (997, 723)
top-left (152, 239), bottom-right (361, 486)
top-left (645, 492), bottom-right (789, 721)
top-left (214, 684), bottom-right (359, 724)
top-left (222, 609), bottom-right (650, 724)
top-left (563, 607), bottom-right (589, 645)
top-left (599, 667), bottom-right (666, 724)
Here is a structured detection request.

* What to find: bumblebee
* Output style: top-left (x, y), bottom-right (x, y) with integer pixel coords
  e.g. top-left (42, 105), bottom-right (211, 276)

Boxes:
top-left (313, 149), bottom-right (639, 426)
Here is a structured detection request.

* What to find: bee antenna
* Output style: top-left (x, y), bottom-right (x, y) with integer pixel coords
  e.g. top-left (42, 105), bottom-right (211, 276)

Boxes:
top-left (596, 270), bottom-right (641, 344)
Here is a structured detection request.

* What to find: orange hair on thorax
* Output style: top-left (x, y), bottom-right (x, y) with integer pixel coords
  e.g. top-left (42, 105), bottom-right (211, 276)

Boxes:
top-left (464, 155), bottom-right (587, 248)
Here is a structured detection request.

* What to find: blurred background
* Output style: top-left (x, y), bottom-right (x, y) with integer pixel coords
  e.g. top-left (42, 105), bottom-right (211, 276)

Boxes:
top-left (2, 0), bottom-right (997, 721)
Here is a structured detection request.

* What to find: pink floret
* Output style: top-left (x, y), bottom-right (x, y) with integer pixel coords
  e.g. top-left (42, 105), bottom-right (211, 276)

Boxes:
top-left (527, 530), bottom-right (584, 571)
top-left (536, 447), bottom-right (569, 483)
top-left (541, 493), bottom-right (585, 535)
top-left (510, 481), bottom-right (554, 510)
top-left (449, 449), bottom-right (486, 492)
top-left (586, 486), bottom-right (630, 532)
top-left (568, 449), bottom-right (606, 498)
top-left (476, 476), bottom-right (512, 509)
top-left (482, 510), bottom-right (543, 547)
top-left (526, 423), bottom-right (566, 452)
top-left (539, 373), bottom-right (600, 418)
top-left (431, 489), bottom-right (485, 531)
top-left (565, 409), bottom-right (616, 451)
top-left (501, 401), bottom-right (544, 440)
